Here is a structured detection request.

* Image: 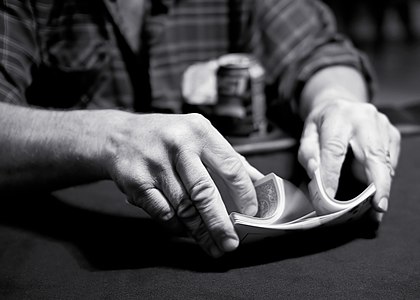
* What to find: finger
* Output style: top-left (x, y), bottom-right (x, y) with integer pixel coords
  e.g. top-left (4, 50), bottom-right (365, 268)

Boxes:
top-left (238, 154), bottom-right (264, 182)
top-left (371, 210), bottom-right (385, 224)
top-left (368, 208), bottom-right (385, 229)
top-left (319, 117), bottom-right (352, 198)
top-left (389, 125), bottom-right (401, 173)
top-left (378, 114), bottom-right (399, 176)
top-left (176, 153), bottom-right (239, 254)
top-left (364, 149), bottom-right (392, 212)
top-left (158, 170), bottom-right (223, 258)
top-left (298, 121), bottom-right (320, 178)
top-left (202, 132), bottom-right (258, 216)
top-left (129, 187), bottom-right (175, 222)
top-left (352, 121), bottom-right (391, 212)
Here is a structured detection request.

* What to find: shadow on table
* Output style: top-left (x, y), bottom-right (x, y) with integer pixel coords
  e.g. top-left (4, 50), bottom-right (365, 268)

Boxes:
top-left (0, 190), bottom-right (378, 273)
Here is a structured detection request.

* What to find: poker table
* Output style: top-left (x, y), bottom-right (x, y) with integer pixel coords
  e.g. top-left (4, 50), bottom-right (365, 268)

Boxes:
top-left (1, 134), bottom-right (419, 299)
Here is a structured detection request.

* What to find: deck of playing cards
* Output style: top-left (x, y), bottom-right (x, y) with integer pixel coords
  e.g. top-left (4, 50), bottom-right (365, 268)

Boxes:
top-left (230, 169), bottom-right (376, 242)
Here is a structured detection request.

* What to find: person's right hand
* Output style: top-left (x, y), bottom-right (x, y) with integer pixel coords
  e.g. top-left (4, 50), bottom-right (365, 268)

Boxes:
top-left (101, 112), bottom-right (262, 257)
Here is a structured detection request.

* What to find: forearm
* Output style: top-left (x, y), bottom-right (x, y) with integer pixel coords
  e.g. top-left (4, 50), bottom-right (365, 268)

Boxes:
top-left (0, 102), bottom-right (112, 192)
top-left (299, 66), bottom-right (369, 119)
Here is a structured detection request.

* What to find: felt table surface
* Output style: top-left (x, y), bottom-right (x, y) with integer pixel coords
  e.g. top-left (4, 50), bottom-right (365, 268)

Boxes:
top-left (1, 136), bottom-right (419, 299)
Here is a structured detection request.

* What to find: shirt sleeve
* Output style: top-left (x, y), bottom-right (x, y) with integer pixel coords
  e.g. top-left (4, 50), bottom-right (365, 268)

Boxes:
top-left (0, 0), bottom-right (40, 105)
top-left (245, 0), bottom-right (375, 109)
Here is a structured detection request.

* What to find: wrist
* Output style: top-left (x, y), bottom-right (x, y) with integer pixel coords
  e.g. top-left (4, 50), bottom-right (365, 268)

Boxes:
top-left (299, 66), bottom-right (369, 119)
top-left (89, 109), bottom-right (132, 181)
top-left (303, 87), bottom-right (366, 118)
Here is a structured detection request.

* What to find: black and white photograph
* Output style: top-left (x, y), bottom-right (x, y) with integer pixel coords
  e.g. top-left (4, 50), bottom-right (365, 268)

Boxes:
top-left (0, 0), bottom-right (419, 298)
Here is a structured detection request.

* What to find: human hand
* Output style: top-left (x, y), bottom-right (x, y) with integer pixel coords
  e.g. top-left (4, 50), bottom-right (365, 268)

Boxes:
top-left (101, 112), bottom-right (262, 257)
top-left (298, 98), bottom-right (401, 223)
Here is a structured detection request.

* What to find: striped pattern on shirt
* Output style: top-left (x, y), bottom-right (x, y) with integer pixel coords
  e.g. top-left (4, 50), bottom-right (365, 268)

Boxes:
top-left (0, 0), bottom-right (373, 113)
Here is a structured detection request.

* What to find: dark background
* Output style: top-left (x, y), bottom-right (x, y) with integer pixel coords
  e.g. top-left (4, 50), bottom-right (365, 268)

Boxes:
top-left (1, 1), bottom-right (420, 299)
top-left (323, 0), bottom-right (420, 106)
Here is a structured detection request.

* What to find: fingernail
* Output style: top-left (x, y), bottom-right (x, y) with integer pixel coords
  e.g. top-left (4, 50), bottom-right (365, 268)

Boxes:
top-left (326, 188), bottom-right (335, 199)
top-left (221, 237), bottom-right (239, 252)
top-left (377, 197), bottom-right (388, 212)
top-left (209, 245), bottom-right (223, 258)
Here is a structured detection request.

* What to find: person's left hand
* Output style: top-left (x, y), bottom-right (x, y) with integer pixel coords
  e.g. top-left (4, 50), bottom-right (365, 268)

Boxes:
top-left (298, 98), bottom-right (401, 223)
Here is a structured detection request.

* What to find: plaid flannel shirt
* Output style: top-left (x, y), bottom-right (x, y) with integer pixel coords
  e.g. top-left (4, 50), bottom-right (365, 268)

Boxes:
top-left (0, 0), bottom-right (373, 113)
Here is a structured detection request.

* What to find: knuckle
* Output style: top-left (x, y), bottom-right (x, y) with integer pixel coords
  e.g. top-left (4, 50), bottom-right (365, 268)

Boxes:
top-left (323, 138), bottom-right (347, 158)
top-left (137, 177), bottom-right (157, 192)
top-left (122, 175), bottom-right (154, 200)
top-left (134, 187), bottom-right (176, 222)
top-left (134, 184), bottom-right (156, 203)
top-left (176, 198), bottom-right (197, 219)
top-left (363, 103), bottom-right (379, 115)
top-left (189, 178), bottom-right (218, 203)
top-left (137, 189), bottom-right (167, 214)
top-left (326, 168), bottom-right (341, 181)
top-left (185, 113), bottom-right (212, 132)
top-left (378, 112), bottom-right (390, 125)
top-left (220, 155), bottom-right (244, 182)
top-left (235, 184), bottom-right (255, 205)
top-left (220, 156), bottom-right (254, 199)
top-left (173, 150), bottom-right (195, 175)
top-left (322, 99), bottom-right (342, 114)
top-left (322, 99), bottom-right (355, 118)
top-left (351, 103), bottom-right (378, 124)
top-left (187, 112), bottom-right (209, 124)
top-left (166, 114), bottom-right (213, 148)
top-left (163, 123), bottom-right (190, 146)
top-left (364, 146), bottom-right (388, 164)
